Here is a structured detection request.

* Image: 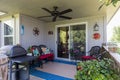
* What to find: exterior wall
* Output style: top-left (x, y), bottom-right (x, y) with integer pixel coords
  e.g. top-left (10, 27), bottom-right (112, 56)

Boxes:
top-left (19, 14), bottom-right (47, 50)
top-left (46, 15), bottom-right (106, 56)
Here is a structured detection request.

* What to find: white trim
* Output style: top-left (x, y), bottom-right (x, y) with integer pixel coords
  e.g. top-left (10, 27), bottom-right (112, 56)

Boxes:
top-left (55, 22), bottom-right (88, 60)
top-left (55, 22), bottom-right (87, 27)
top-left (1, 22), bottom-right (4, 46)
top-left (86, 22), bottom-right (88, 55)
top-left (68, 26), bottom-right (71, 61)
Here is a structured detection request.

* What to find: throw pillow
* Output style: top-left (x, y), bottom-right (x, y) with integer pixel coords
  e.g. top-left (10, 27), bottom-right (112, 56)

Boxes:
top-left (41, 47), bottom-right (46, 54)
top-left (33, 48), bottom-right (39, 56)
top-left (44, 48), bottom-right (50, 54)
top-left (41, 47), bottom-right (50, 54)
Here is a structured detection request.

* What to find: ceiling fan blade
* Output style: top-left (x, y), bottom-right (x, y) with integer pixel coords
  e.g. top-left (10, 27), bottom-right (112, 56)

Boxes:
top-left (59, 16), bottom-right (72, 19)
top-left (52, 16), bottom-right (57, 22)
top-left (37, 15), bottom-right (52, 18)
top-left (60, 9), bottom-right (72, 15)
top-left (42, 8), bottom-right (52, 14)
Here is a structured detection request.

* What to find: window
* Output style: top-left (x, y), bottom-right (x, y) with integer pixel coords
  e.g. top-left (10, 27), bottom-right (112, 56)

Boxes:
top-left (2, 19), bottom-right (14, 46)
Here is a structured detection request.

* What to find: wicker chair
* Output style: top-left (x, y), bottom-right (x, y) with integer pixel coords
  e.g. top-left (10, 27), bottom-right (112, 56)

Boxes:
top-left (81, 46), bottom-right (101, 61)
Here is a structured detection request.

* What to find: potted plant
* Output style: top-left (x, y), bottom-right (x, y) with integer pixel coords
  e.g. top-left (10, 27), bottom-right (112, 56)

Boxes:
top-left (75, 58), bottom-right (120, 80)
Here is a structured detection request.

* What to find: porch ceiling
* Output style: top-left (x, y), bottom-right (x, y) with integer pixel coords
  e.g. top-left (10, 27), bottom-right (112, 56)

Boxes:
top-left (0, 0), bottom-right (106, 22)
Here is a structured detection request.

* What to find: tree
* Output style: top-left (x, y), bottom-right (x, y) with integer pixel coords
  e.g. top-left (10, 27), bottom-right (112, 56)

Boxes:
top-left (111, 26), bottom-right (120, 42)
top-left (99, 0), bottom-right (120, 6)
top-left (99, 0), bottom-right (120, 10)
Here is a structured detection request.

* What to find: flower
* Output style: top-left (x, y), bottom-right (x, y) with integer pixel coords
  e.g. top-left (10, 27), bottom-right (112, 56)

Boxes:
top-left (77, 66), bottom-right (82, 70)
top-left (70, 48), bottom-right (79, 56)
top-left (27, 46), bottom-right (34, 53)
top-left (73, 49), bottom-right (79, 53)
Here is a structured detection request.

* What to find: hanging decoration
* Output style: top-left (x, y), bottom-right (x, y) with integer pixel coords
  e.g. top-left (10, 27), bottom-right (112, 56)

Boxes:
top-left (48, 31), bottom-right (53, 35)
top-left (20, 25), bottom-right (24, 35)
top-left (93, 33), bottom-right (101, 40)
top-left (33, 27), bottom-right (39, 36)
top-left (93, 23), bottom-right (99, 31)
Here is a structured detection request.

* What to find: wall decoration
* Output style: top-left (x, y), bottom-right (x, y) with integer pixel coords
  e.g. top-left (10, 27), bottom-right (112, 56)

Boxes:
top-left (33, 27), bottom-right (39, 36)
top-left (93, 23), bottom-right (99, 31)
top-left (48, 31), bottom-right (53, 35)
top-left (93, 33), bottom-right (101, 40)
top-left (21, 25), bottom-right (24, 35)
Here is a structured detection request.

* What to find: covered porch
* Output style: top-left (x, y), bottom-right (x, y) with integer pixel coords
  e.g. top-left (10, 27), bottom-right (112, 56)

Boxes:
top-left (0, 0), bottom-right (120, 80)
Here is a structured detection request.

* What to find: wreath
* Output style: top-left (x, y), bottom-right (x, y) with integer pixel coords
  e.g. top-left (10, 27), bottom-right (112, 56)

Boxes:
top-left (93, 33), bottom-right (101, 40)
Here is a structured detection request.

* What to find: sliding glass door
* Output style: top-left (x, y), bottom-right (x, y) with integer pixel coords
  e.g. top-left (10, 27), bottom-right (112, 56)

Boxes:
top-left (56, 23), bottom-right (86, 60)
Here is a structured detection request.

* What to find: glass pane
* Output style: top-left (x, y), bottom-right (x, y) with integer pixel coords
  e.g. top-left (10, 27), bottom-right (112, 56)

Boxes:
top-left (4, 37), bottom-right (13, 45)
top-left (4, 19), bottom-right (14, 35)
top-left (57, 27), bottom-right (69, 58)
top-left (70, 24), bottom-right (86, 60)
top-left (4, 23), bottom-right (13, 35)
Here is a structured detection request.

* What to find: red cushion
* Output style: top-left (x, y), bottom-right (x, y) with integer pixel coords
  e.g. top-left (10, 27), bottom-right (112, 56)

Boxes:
top-left (38, 53), bottom-right (54, 60)
top-left (82, 56), bottom-right (92, 59)
top-left (39, 55), bottom-right (48, 60)
top-left (82, 56), bottom-right (96, 60)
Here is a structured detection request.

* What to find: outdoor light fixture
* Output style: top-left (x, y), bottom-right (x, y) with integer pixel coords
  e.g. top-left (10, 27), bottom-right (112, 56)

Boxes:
top-left (93, 23), bottom-right (99, 31)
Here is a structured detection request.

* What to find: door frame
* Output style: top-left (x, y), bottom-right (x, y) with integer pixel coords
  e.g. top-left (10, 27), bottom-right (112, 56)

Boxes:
top-left (55, 22), bottom-right (88, 61)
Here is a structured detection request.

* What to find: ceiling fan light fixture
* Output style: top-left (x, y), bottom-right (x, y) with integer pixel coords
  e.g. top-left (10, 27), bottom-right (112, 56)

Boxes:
top-left (39, 6), bottom-right (72, 22)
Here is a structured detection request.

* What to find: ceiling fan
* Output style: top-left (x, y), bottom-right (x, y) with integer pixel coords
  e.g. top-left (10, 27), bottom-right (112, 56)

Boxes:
top-left (38, 6), bottom-right (72, 22)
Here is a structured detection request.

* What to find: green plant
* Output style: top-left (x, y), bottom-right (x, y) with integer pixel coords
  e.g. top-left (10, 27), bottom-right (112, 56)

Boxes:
top-left (75, 58), bottom-right (120, 80)
top-left (99, 0), bottom-right (119, 6)
top-left (27, 46), bottom-right (32, 53)
top-left (98, 0), bottom-right (120, 10)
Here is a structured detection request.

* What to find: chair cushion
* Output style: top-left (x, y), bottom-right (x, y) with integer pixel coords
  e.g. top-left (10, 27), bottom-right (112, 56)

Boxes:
top-left (82, 56), bottom-right (96, 60)
top-left (38, 53), bottom-right (54, 60)
top-left (33, 48), bottom-right (39, 56)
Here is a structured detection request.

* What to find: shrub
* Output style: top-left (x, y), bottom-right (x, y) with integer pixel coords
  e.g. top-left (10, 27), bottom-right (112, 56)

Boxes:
top-left (75, 58), bottom-right (120, 80)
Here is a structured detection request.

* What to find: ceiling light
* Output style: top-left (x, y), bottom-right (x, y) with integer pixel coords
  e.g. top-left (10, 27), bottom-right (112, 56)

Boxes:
top-left (0, 11), bottom-right (6, 16)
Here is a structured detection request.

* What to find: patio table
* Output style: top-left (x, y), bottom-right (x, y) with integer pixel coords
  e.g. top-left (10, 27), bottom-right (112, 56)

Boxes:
top-left (0, 54), bottom-right (8, 80)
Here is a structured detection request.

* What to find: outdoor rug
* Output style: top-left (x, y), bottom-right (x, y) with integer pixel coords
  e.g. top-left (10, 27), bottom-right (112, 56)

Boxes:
top-left (30, 61), bottom-right (76, 80)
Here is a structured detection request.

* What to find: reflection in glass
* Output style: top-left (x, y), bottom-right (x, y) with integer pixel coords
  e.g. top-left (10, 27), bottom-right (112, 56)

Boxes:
top-left (70, 24), bottom-right (86, 60)
top-left (57, 27), bottom-right (69, 58)
top-left (4, 23), bottom-right (13, 35)
top-left (57, 24), bottom-right (86, 60)
top-left (4, 37), bottom-right (13, 45)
